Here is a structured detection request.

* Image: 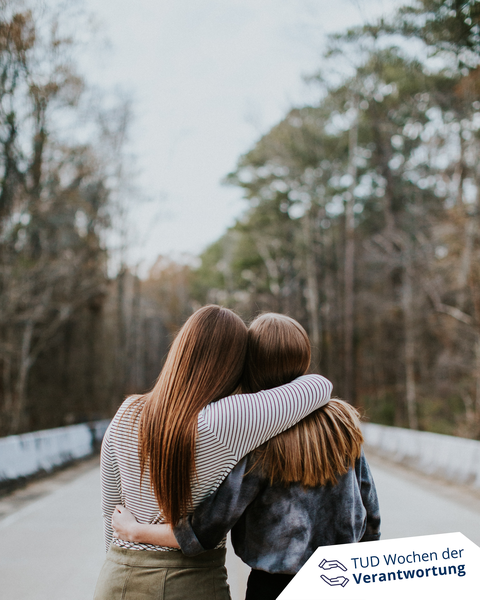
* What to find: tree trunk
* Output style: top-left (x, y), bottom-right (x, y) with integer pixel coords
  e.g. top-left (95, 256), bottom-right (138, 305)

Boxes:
top-left (402, 254), bottom-right (418, 430)
top-left (324, 271), bottom-right (335, 383)
top-left (255, 238), bottom-right (281, 311)
top-left (475, 332), bottom-right (480, 415)
top-left (344, 107), bottom-right (358, 403)
top-left (303, 209), bottom-right (321, 371)
top-left (115, 268), bottom-right (128, 408)
top-left (11, 319), bottom-right (35, 433)
top-left (1, 328), bottom-right (13, 435)
top-left (128, 274), bottom-right (143, 392)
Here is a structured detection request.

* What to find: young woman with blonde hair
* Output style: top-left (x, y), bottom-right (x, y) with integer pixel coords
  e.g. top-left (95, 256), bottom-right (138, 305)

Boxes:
top-left (94, 306), bottom-right (333, 600)
top-left (112, 312), bottom-right (380, 600)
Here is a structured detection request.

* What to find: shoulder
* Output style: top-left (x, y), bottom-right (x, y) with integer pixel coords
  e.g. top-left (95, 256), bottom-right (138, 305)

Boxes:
top-left (107, 396), bottom-right (143, 440)
top-left (112, 395), bottom-right (143, 421)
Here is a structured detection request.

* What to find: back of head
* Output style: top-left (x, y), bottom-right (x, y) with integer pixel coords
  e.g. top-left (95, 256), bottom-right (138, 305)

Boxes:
top-left (242, 313), bottom-right (311, 393)
top-left (242, 313), bottom-right (362, 487)
top-left (156, 304), bottom-right (247, 406)
top-left (138, 305), bottom-right (248, 525)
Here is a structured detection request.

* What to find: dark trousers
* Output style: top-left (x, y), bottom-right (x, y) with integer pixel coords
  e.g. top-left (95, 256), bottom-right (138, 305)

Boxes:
top-left (245, 569), bottom-right (295, 600)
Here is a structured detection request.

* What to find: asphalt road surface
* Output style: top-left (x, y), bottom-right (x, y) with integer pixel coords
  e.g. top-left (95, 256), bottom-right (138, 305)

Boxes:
top-left (1, 451), bottom-right (479, 600)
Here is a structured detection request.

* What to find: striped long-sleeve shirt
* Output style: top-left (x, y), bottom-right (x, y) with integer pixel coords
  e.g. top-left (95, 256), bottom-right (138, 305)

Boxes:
top-left (100, 374), bottom-right (332, 552)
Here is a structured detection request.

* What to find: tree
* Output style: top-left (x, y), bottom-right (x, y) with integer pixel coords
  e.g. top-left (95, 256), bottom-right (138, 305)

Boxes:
top-left (0, 2), bottom-right (133, 434)
top-left (189, 0), bottom-right (480, 438)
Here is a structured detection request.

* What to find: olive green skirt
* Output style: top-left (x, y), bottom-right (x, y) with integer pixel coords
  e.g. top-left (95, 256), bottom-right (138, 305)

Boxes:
top-left (94, 545), bottom-right (230, 600)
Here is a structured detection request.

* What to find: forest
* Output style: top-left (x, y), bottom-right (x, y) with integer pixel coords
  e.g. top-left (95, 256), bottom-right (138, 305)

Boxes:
top-left (1, 0), bottom-right (480, 439)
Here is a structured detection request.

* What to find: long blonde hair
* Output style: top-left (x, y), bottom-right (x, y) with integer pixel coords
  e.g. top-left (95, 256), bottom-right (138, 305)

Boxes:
top-left (244, 313), bottom-right (363, 487)
top-left (133, 305), bottom-right (248, 525)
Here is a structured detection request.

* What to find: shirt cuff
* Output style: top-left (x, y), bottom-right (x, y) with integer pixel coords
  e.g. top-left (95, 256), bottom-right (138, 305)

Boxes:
top-left (173, 517), bottom-right (208, 556)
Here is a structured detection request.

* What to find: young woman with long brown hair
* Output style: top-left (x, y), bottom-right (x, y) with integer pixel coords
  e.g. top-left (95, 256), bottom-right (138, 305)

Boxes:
top-left (94, 306), bottom-right (333, 600)
top-left (111, 313), bottom-right (380, 600)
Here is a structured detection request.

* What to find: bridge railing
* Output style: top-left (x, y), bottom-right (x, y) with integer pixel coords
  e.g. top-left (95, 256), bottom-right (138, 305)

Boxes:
top-left (362, 422), bottom-right (480, 489)
top-left (3, 420), bottom-right (480, 491)
top-left (0, 420), bottom-right (110, 486)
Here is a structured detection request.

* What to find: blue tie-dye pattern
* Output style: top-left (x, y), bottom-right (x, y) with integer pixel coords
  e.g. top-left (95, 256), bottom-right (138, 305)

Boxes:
top-left (174, 448), bottom-right (380, 574)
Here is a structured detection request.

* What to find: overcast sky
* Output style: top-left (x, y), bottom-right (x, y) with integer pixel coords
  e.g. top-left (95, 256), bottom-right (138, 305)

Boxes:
top-left (82, 0), bottom-right (402, 273)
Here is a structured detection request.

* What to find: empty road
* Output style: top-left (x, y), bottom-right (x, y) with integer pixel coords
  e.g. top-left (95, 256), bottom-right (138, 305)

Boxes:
top-left (1, 451), bottom-right (479, 600)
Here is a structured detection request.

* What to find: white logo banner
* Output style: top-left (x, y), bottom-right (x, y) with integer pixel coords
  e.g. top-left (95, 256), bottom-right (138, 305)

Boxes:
top-left (278, 532), bottom-right (479, 599)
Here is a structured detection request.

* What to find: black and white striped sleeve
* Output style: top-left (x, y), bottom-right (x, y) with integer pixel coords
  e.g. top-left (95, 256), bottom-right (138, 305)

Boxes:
top-left (100, 428), bottom-right (122, 552)
top-left (202, 374), bottom-right (332, 462)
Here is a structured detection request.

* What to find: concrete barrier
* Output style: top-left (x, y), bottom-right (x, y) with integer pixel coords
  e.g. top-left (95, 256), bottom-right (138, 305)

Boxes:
top-left (4, 420), bottom-right (480, 491)
top-left (0, 420), bottom-right (110, 483)
top-left (362, 422), bottom-right (480, 489)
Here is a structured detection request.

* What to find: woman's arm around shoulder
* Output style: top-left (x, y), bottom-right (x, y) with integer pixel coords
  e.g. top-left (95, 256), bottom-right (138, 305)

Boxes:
top-left (200, 374), bottom-right (333, 461)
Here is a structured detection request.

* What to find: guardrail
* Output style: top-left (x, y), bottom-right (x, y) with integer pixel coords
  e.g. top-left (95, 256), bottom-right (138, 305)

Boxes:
top-left (0, 420), bottom-right (110, 484)
top-left (362, 422), bottom-right (480, 489)
top-left (3, 420), bottom-right (480, 490)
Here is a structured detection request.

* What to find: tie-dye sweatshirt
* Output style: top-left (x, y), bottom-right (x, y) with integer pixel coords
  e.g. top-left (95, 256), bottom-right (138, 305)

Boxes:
top-left (174, 448), bottom-right (380, 574)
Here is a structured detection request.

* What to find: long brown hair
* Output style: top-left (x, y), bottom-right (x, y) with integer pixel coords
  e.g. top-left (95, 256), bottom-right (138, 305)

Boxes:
top-left (244, 313), bottom-right (363, 487)
top-left (134, 305), bottom-right (248, 525)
